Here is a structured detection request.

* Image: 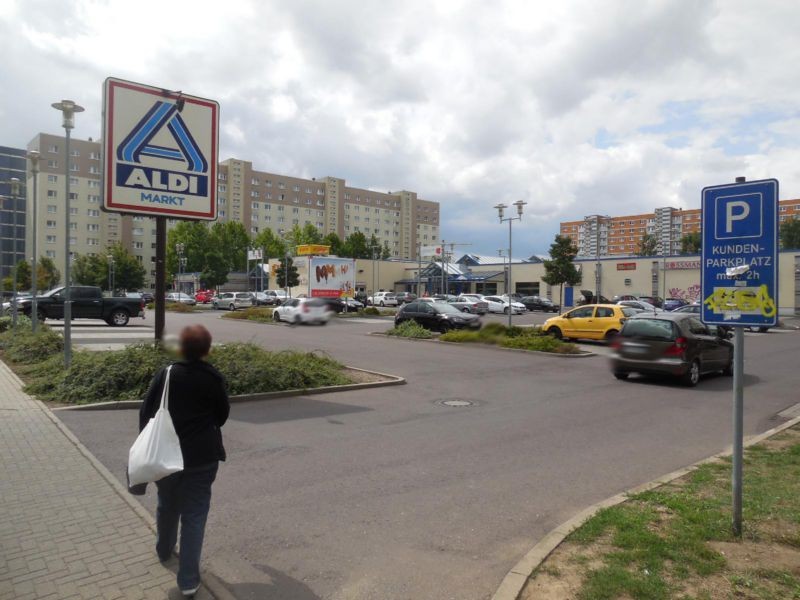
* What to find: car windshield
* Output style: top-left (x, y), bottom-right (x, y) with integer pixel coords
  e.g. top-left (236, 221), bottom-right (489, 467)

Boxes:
top-left (433, 302), bottom-right (464, 315)
top-left (622, 318), bottom-right (676, 340)
top-left (621, 307), bottom-right (639, 317)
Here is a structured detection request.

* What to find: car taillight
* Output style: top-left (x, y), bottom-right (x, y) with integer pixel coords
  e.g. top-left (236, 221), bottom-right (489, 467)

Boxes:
top-left (303, 304), bottom-right (310, 313)
top-left (610, 337), bottom-right (622, 350)
top-left (663, 337), bottom-right (688, 357)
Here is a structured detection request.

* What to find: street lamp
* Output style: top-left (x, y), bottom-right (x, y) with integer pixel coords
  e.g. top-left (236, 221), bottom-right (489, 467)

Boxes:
top-left (495, 200), bottom-right (526, 327)
top-left (28, 150), bottom-right (40, 332)
top-left (175, 242), bottom-right (185, 294)
top-left (52, 99), bottom-right (85, 368)
top-left (106, 254), bottom-right (115, 295)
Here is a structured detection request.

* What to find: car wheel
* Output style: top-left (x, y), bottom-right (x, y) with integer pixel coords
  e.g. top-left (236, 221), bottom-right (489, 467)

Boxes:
top-left (293, 315), bottom-right (300, 325)
top-left (722, 353), bottom-right (733, 376)
top-left (503, 306), bottom-right (509, 314)
top-left (109, 309), bottom-right (129, 327)
top-left (229, 304), bottom-right (236, 311)
top-left (758, 327), bottom-right (769, 333)
top-left (604, 329), bottom-right (618, 342)
top-left (614, 371), bottom-right (629, 380)
top-left (683, 360), bottom-right (701, 387)
top-left (440, 322), bottom-right (452, 334)
top-left (273, 311), bottom-right (281, 322)
top-left (379, 301), bottom-right (385, 307)
top-left (37, 310), bottom-right (47, 323)
top-left (548, 326), bottom-right (562, 339)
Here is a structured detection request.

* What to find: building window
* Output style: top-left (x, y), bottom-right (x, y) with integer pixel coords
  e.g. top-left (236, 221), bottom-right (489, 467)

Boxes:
top-left (45, 250), bottom-right (55, 258)
top-left (46, 235), bottom-right (56, 243)
top-left (88, 180), bottom-right (99, 188)
top-left (69, 236), bottom-right (77, 246)
top-left (69, 207), bottom-right (78, 215)
top-left (47, 160), bottom-right (58, 168)
top-left (251, 177), bottom-right (259, 185)
top-left (251, 191), bottom-right (259, 198)
top-left (48, 144), bottom-right (58, 153)
top-left (47, 190), bottom-right (57, 198)
top-left (47, 205), bottom-right (57, 213)
top-left (87, 224), bottom-right (99, 231)
top-left (278, 182), bottom-right (285, 189)
top-left (89, 151), bottom-right (100, 160)
top-left (252, 202), bottom-right (259, 210)
top-left (133, 241), bottom-right (144, 249)
top-left (87, 209), bottom-right (100, 217)
top-left (133, 227), bottom-right (144, 235)
top-left (89, 166), bottom-right (100, 174)
top-left (47, 175), bottom-right (58, 183)
top-left (46, 220), bottom-right (56, 228)
top-left (70, 162), bottom-right (78, 172)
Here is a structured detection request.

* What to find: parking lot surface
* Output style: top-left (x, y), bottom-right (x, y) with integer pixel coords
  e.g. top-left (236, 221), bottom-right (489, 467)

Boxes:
top-left (58, 310), bottom-right (800, 599)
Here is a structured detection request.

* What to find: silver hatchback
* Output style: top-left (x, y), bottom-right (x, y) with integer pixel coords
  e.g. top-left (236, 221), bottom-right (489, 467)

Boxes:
top-left (213, 292), bottom-right (254, 311)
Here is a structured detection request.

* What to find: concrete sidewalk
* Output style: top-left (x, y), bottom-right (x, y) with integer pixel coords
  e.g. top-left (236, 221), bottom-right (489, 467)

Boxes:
top-left (0, 360), bottom-right (217, 600)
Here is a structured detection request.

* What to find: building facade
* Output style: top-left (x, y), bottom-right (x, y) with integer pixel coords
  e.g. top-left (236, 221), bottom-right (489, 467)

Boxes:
top-left (561, 202), bottom-right (799, 257)
top-left (0, 146), bottom-right (27, 280)
top-left (22, 134), bottom-right (439, 290)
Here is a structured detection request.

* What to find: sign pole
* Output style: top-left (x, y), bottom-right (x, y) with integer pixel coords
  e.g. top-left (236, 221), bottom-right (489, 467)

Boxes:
top-left (732, 324), bottom-right (744, 536)
top-left (154, 216), bottom-right (166, 342)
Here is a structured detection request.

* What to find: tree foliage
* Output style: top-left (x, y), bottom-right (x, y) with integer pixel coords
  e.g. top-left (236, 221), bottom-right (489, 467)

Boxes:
top-left (252, 228), bottom-right (288, 260)
top-left (72, 243), bottom-right (145, 292)
top-left (636, 233), bottom-right (658, 256)
top-left (541, 235), bottom-right (582, 307)
top-left (37, 256), bottom-right (61, 290)
top-left (166, 221), bottom-right (250, 289)
top-left (2, 260), bottom-right (32, 291)
top-left (275, 256), bottom-right (299, 289)
top-left (780, 217), bottom-right (800, 249)
top-left (680, 232), bottom-right (702, 254)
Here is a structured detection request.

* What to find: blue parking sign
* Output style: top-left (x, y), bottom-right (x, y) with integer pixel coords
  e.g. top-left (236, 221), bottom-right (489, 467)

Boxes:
top-left (701, 179), bottom-right (778, 327)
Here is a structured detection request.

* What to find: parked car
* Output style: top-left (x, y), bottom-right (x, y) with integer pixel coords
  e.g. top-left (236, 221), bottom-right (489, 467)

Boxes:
top-left (617, 300), bottom-right (661, 313)
top-left (449, 296), bottom-right (489, 314)
top-left (250, 291), bottom-right (274, 306)
top-left (17, 285), bottom-right (145, 326)
top-left (672, 302), bottom-right (770, 333)
top-left (612, 294), bottom-right (639, 302)
top-left (663, 298), bottom-right (689, 311)
top-left (273, 298), bottom-right (331, 325)
top-left (418, 297), bottom-right (445, 303)
top-left (212, 292), bottom-right (253, 310)
top-left (576, 290), bottom-right (611, 305)
top-left (395, 300), bottom-right (481, 332)
top-left (395, 291), bottom-right (418, 304)
top-left (637, 295), bottom-right (664, 308)
top-left (433, 294), bottom-right (459, 302)
top-left (367, 291), bottom-right (398, 307)
top-left (128, 290), bottom-right (154, 304)
top-left (166, 292), bottom-right (197, 306)
top-left (482, 295), bottom-right (526, 314)
top-left (610, 312), bottom-right (733, 386)
top-left (319, 297), bottom-right (364, 313)
top-left (520, 296), bottom-right (560, 312)
top-left (264, 290), bottom-right (288, 304)
top-left (194, 289), bottom-right (214, 304)
top-left (542, 304), bottom-right (639, 342)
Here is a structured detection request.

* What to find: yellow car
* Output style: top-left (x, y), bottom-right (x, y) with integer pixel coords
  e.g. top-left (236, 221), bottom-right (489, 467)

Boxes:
top-left (542, 304), bottom-right (639, 341)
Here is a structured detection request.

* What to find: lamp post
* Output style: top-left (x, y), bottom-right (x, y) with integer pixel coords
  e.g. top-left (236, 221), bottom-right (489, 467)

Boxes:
top-left (106, 254), bottom-right (115, 295)
top-left (52, 99), bottom-right (84, 368)
top-left (495, 200), bottom-right (526, 327)
top-left (175, 242), bottom-right (185, 294)
top-left (28, 150), bottom-right (40, 332)
top-left (498, 249), bottom-right (506, 295)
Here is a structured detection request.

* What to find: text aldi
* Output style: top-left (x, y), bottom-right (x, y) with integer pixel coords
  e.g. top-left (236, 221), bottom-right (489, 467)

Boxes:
top-left (102, 78), bottom-right (219, 220)
top-left (701, 179), bottom-right (778, 327)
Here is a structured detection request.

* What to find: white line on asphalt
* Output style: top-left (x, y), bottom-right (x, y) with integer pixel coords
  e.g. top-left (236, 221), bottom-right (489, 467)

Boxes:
top-left (70, 332), bottom-right (153, 339)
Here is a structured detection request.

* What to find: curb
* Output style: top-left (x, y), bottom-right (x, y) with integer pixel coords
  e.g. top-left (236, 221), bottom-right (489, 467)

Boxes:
top-left (0, 360), bottom-right (234, 600)
top-left (491, 409), bottom-right (800, 600)
top-left (51, 366), bottom-right (406, 411)
top-left (368, 331), bottom-right (596, 358)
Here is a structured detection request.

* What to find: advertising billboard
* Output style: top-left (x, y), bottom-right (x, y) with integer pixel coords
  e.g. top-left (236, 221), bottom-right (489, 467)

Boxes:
top-left (309, 257), bottom-right (355, 298)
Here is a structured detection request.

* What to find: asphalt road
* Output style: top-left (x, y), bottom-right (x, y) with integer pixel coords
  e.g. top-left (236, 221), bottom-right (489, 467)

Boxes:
top-left (57, 309), bottom-right (800, 600)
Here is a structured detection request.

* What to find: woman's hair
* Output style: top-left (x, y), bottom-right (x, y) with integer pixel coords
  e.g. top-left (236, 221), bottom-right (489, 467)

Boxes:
top-left (179, 324), bottom-right (212, 361)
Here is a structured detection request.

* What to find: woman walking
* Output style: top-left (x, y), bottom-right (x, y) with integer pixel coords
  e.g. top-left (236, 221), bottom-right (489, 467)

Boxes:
top-left (139, 324), bottom-right (229, 597)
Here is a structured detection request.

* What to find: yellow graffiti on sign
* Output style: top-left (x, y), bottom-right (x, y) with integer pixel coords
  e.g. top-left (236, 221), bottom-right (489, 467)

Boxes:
top-left (703, 284), bottom-right (776, 318)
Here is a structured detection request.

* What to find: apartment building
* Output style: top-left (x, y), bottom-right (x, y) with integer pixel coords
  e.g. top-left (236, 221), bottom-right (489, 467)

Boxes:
top-left (561, 201), bottom-right (800, 257)
top-left (0, 146), bottom-right (27, 280)
top-left (20, 134), bottom-right (439, 289)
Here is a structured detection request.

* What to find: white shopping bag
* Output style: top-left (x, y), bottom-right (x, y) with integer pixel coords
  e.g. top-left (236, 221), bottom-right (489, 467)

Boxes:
top-left (128, 365), bottom-right (184, 486)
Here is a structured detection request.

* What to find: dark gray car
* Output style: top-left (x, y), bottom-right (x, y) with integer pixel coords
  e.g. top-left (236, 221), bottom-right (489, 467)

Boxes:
top-left (610, 312), bottom-right (733, 386)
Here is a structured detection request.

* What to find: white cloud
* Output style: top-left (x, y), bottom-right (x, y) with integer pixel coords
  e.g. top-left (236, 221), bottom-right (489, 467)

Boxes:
top-left (2, 0), bottom-right (799, 255)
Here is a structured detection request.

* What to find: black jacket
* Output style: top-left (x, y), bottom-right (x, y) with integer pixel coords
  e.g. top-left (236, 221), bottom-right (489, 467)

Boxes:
top-left (140, 360), bottom-right (230, 468)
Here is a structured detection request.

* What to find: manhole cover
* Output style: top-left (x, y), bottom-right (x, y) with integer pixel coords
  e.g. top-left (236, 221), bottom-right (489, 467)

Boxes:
top-left (441, 399), bottom-right (473, 407)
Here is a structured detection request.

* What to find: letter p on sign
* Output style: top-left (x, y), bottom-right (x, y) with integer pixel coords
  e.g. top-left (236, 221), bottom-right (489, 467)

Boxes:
top-left (715, 194), bottom-right (762, 240)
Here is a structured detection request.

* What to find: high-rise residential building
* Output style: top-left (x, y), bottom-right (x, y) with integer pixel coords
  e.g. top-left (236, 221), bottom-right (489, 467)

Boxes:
top-left (0, 145), bottom-right (27, 280)
top-left (561, 201), bottom-right (800, 257)
top-left (22, 134), bottom-right (440, 289)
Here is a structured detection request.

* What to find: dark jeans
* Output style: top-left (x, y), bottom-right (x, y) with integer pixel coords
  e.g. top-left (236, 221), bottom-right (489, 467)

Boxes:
top-left (155, 462), bottom-right (218, 591)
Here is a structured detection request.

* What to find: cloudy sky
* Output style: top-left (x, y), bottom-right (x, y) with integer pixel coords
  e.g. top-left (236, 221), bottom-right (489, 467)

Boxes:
top-left (2, 0), bottom-right (799, 256)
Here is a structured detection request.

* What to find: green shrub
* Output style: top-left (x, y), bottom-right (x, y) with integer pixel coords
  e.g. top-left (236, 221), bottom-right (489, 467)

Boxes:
top-left (361, 307), bottom-right (381, 316)
top-left (1, 328), bottom-right (64, 363)
top-left (439, 330), bottom-right (484, 343)
top-left (145, 302), bottom-right (154, 310)
top-left (500, 335), bottom-right (580, 354)
top-left (386, 320), bottom-right (433, 339)
top-left (22, 342), bottom-right (352, 404)
top-left (166, 302), bottom-right (194, 313)
top-left (221, 307), bottom-right (273, 322)
top-left (440, 323), bottom-right (579, 354)
top-left (0, 314), bottom-right (32, 333)
top-left (480, 322), bottom-right (508, 336)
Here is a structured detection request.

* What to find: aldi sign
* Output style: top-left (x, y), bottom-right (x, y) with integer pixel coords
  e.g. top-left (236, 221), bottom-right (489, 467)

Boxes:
top-left (102, 77), bottom-right (219, 219)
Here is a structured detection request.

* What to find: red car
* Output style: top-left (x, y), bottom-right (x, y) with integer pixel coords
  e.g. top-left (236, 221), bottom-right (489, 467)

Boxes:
top-left (194, 290), bottom-right (214, 304)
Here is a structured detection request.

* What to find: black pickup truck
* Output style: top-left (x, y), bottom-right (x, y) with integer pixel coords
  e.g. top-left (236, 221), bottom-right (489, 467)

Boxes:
top-left (17, 286), bottom-right (145, 327)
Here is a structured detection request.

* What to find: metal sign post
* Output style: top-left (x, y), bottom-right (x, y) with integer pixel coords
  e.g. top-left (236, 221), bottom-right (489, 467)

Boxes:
top-left (701, 177), bottom-right (779, 537)
top-left (102, 78), bottom-right (219, 342)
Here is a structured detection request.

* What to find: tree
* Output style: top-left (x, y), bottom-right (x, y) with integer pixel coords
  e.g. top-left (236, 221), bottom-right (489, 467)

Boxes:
top-left (274, 256), bottom-right (299, 290)
top-left (342, 231), bottom-right (370, 258)
top-left (107, 243), bottom-right (146, 292)
top-left (322, 232), bottom-right (344, 256)
top-left (680, 232), bottom-right (702, 254)
top-left (166, 221), bottom-right (210, 276)
top-left (636, 233), bottom-right (658, 256)
top-left (253, 228), bottom-right (287, 260)
top-left (209, 221), bottom-right (250, 272)
top-left (780, 217), bottom-right (800, 249)
top-left (541, 235), bottom-right (582, 308)
top-left (200, 250), bottom-right (229, 289)
top-left (37, 256), bottom-right (61, 290)
top-left (73, 253), bottom-right (105, 287)
top-left (3, 260), bottom-right (32, 291)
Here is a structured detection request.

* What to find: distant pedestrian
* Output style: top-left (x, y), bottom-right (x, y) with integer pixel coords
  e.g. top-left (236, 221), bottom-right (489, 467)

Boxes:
top-left (139, 324), bottom-right (230, 598)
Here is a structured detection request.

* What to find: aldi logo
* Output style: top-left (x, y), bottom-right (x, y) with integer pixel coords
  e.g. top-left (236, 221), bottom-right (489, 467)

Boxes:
top-left (103, 78), bottom-right (219, 220)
